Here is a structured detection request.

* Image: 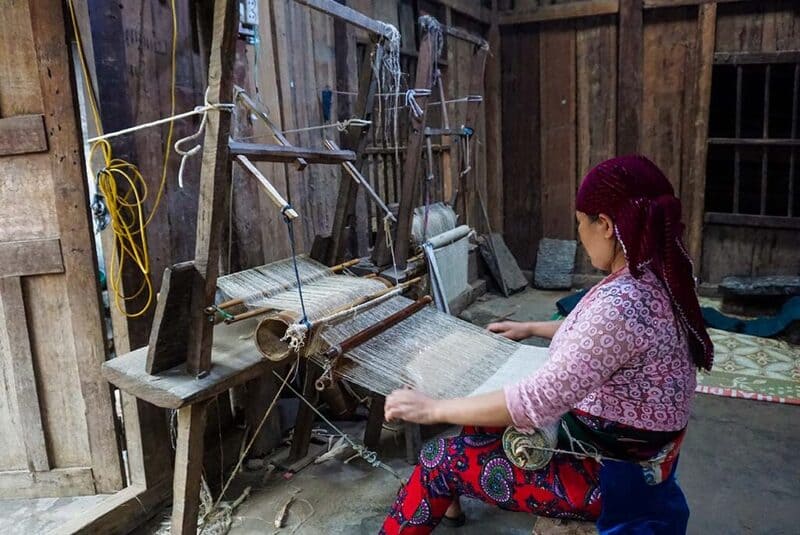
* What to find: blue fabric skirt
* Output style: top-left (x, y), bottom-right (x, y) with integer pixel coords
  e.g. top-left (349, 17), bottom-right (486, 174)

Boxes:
top-left (597, 457), bottom-right (689, 535)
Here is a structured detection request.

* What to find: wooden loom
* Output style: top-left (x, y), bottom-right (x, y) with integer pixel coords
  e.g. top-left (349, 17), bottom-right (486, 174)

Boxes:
top-left (93, 2), bottom-right (419, 534)
top-left (93, 2), bottom-right (490, 534)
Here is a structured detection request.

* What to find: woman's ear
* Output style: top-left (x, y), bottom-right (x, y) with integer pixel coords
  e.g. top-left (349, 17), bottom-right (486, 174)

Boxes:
top-left (598, 213), bottom-right (615, 239)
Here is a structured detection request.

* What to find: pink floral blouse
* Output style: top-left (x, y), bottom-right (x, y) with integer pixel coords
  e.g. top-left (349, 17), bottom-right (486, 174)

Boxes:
top-left (504, 266), bottom-right (696, 433)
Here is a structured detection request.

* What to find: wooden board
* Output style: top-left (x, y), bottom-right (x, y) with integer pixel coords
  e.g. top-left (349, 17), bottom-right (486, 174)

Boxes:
top-left (701, 224), bottom-right (800, 283)
top-left (0, 0), bottom-right (124, 496)
top-left (485, 21), bottom-right (504, 234)
top-left (0, 114), bottom-right (47, 156)
top-left (186, 0), bottom-right (237, 376)
top-left (617, 0), bottom-right (643, 155)
top-left (683, 3), bottom-right (717, 264)
top-left (0, 238), bottom-right (63, 277)
top-left (171, 402), bottom-right (207, 534)
top-left (103, 319), bottom-right (278, 409)
top-left (0, 277), bottom-right (50, 473)
top-left (52, 480), bottom-right (171, 535)
top-left (0, 467), bottom-right (95, 499)
top-left (500, 25), bottom-right (541, 270)
top-left (146, 262), bottom-right (197, 374)
top-left (641, 6), bottom-right (696, 193)
top-left (539, 21), bottom-right (577, 240)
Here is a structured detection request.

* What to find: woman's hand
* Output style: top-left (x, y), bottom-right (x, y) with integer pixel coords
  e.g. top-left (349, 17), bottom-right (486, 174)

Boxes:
top-left (487, 320), bottom-right (531, 341)
top-left (385, 389), bottom-right (441, 425)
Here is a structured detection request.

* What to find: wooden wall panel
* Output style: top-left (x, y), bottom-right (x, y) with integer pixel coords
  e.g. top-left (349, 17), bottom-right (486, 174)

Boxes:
top-left (0, 0), bottom-right (124, 497)
top-left (701, 225), bottom-right (800, 282)
top-left (501, 24), bottom-right (541, 269)
top-left (641, 7), bottom-right (697, 194)
top-left (575, 15), bottom-right (617, 276)
top-left (539, 21), bottom-right (577, 240)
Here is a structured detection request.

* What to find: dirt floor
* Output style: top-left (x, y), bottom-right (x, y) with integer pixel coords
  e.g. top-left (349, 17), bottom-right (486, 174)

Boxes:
top-left (1, 288), bottom-right (798, 534)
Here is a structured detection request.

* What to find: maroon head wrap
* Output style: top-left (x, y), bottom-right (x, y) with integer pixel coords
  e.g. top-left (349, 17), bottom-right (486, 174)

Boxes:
top-left (576, 155), bottom-right (713, 370)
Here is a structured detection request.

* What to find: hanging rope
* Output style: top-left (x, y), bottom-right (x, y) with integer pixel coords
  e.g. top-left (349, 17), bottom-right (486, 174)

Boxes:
top-left (173, 88), bottom-right (236, 188)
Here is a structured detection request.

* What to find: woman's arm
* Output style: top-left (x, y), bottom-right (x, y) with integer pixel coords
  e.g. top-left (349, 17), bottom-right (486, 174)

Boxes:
top-left (384, 389), bottom-right (512, 427)
top-left (487, 320), bottom-right (563, 341)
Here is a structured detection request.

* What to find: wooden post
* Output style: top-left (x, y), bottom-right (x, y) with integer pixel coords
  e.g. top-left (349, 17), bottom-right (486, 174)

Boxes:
top-left (485, 3), bottom-right (504, 234)
top-left (327, 40), bottom-right (383, 264)
top-left (617, 0), bottom-right (643, 155)
top-left (458, 44), bottom-right (489, 228)
top-left (685, 3), bottom-right (717, 266)
top-left (186, 0), bottom-right (237, 377)
top-left (171, 402), bottom-right (208, 535)
top-left (373, 26), bottom-right (437, 269)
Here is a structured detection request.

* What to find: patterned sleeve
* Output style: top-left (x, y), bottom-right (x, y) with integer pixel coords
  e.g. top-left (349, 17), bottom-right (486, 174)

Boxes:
top-left (503, 281), bottom-right (656, 431)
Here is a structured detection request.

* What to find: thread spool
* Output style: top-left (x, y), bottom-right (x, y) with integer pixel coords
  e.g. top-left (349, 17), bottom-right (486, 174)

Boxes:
top-left (254, 312), bottom-right (298, 361)
top-left (502, 422), bottom-right (559, 470)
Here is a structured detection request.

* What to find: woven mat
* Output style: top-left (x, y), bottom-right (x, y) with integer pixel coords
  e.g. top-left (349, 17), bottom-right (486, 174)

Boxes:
top-left (697, 328), bottom-right (800, 405)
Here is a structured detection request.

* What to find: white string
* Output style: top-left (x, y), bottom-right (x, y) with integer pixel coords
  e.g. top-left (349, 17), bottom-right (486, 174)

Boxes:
top-left (173, 88), bottom-right (236, 188)
top-left (273, 369), bottom-right (404, 483)
top-left (87, 92), bottom-right (234, 143)
top-left (404, 89), bottom-right (431, 118)
top-left (281, 117), bottom-right (372, 135)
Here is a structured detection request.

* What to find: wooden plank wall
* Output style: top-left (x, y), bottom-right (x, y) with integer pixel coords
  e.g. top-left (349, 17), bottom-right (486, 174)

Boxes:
top-left (0, 0), bottom-right (124, 497)
top-left (701, 1), bottom-right (800, 282)
top-left (88, 0), bottom-right (492, 352)
top-left (500, 0), bottom-right (800, 281)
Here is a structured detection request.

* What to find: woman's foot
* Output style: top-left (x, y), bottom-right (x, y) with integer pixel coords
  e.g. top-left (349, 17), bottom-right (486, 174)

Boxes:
top-left (441, 500), bottom-right (466, 527)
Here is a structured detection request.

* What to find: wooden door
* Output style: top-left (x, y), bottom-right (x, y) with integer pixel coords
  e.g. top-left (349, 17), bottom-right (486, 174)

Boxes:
top-left (0, 0), bottom-right (124, 498)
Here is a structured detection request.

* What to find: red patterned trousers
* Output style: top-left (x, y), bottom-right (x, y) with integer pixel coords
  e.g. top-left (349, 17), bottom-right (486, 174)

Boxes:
top-left (380, 426), bottom-right (602, 534)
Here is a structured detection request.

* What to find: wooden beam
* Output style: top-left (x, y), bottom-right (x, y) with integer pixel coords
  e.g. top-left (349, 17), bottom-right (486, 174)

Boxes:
top-left (617, 0), bottom-right (643, 155)
top-left (186, 0), bottom-right (237, 377)
top-left (0, 467), bottom-right (95, 499)
top-left (0, 238), bottom-right (63, 277)
top-left (52, 480), bottom-right (171, 535)
top-left (644, 0), bottom-right (747, 8)
top-left (714, 51), bottom-right (800, 65)
top-left (326, 39), bottom-right (382, 264)
top-left (0, 114), bottom-right (47, 156)
top-left (708, 138), bottom-right (800, 147)
top-left (444, 25), bottom-right (488, 48)
top-left (234, 88), bottom-right (307, 170)
top-left (705, 212), bottom-right (800, 230)
top-left (228, 140), bottom-right (356, 164)
top-left (235, 155), bottom-right (299, 218)
top-left (437, 0), bottom-right (492, 24)
top-left (103, 319), bottom-right (278, 409)
top-left (485, 5), bottom-right (504, 234)
top-left (292, 0), bottom-right (394, 38)
top-left (378, 26), bottom-right (437, 268)
top-left (171, 402), bottom-right (207, 535)
top-left (498, 1), bottom-right (619, 25)
top-left (0, 277), bottom-right (50, 472)
top-left (540, 24), bottom-right (577, 240)
top-left (685, 3), bottom-right (716, 266)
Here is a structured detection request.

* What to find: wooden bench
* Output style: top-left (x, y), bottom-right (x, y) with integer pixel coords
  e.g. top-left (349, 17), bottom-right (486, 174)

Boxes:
top-left (720, 275), bottom-right (800, 316)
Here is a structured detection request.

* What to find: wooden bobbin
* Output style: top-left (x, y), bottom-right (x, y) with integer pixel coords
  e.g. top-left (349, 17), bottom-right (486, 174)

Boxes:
top-left (254, 312), bottom-right (298, 361)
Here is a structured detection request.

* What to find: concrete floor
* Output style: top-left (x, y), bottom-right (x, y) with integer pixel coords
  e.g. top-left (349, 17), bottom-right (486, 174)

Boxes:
top-left (1, 288), bottom-right (798, 534)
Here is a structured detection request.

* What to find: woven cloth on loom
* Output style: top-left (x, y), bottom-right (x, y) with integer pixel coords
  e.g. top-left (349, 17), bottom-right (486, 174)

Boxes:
top-left (696, 328), bottom-right (800, 405)
top-left (311, 296), bottom-right (549, 398)
top-left (412, 203), bottom-right (470, 309)
top-left (216, 256), bottom-right (388, 319)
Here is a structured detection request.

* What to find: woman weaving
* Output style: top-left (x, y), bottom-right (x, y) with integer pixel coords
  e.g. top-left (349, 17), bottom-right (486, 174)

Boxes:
top-left (380, 156), bottom-right (713, 534)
